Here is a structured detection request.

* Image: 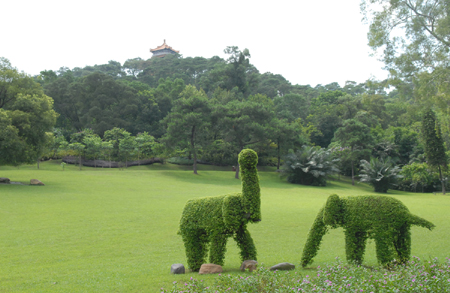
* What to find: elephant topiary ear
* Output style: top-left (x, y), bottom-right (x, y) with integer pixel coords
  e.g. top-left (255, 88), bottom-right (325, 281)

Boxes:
top-left (323, 194), bottom-right (343, 228)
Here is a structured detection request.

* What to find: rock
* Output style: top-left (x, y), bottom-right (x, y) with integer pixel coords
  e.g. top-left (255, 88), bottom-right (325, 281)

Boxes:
top-left (30, 179), bottom-right (44, 186)
top-left (199, 263), bottom-right (223, 274)
top-left (170, 263), bottom-right (185, 274)
top-left (0, 177), bottom-right (11, 184)
top-left (270, 262), bottom-right (295, 271)
top-left (240, 260), bottom-right (258, 272)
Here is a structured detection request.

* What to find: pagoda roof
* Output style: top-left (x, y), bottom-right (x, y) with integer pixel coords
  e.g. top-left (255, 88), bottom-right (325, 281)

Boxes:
top-left (150, 40), bottom-right (180, 53)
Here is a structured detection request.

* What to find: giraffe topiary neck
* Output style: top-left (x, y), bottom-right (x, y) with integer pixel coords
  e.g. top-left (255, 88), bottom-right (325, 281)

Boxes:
top-left (238, 149), bottom-right (261, 222)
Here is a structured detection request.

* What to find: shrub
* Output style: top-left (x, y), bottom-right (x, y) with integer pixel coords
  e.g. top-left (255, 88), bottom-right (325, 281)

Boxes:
top-left (280, 146), bottom-right (339, 186)
top-left (162, 257), bottom-right (450, 292)
top-left (167, 157), bottom-right (195, 165)
top-left (359, 157), bottom-right (402, 193)
top-left (398, 162), bottom-right (450, 193)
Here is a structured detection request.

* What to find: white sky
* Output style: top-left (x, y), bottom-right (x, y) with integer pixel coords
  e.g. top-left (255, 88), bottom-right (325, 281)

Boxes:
top-left (2, 0), bottom-right (388, 87)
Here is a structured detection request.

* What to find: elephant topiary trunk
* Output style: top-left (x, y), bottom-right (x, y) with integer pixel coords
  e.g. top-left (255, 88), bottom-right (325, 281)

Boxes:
top-left (301, 194), bottom-right (435, 267)
top-left (179, 149), bottom-right (261, 271)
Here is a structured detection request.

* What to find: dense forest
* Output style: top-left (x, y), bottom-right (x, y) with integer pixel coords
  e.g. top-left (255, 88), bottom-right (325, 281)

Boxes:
top-left (2, 1), bottom-right (450, 193)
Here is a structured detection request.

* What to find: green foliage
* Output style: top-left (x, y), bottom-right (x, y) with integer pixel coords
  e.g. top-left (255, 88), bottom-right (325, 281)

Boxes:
top-left (362, 0), bottom-right (450, 79)
top-left (163, 258), bottom-right (450, 292)
top-left (301, 194), bottom-right (435, 267)
top-left (422, 109), bottom-right (448, 194)
top-left (359, 157), bottom-right (402, 193)
top-left (280, 146), bottom-right (339, 186)
top-left (163, 85), bottom-right (211, 174)
top-left (179, 149), bottom-right (261, 271)
top-left (167, 157), bottom-right (194, 165)
top-left (0, 59), bottom-right (58, 166)
top-left (399, 162), bottom-right (450, 193)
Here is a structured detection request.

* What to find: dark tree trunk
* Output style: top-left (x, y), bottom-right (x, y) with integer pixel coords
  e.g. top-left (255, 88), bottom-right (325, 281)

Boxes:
top-left (439, 166), bottom-right (446, 195)
top-left (191, 126), bottom-right (198, 175)
top-left (351, 160), bottom-right (355, 186)
top-left (235, 164), bottom-right (240, 179)
top-left (277, 142), bottom-right (281, 170)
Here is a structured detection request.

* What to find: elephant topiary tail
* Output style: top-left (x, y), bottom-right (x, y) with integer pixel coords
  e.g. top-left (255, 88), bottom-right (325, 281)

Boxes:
top-left (408, 214), bottom-right (435, 230)
top-left (301, 208), bottom-right (328, 267)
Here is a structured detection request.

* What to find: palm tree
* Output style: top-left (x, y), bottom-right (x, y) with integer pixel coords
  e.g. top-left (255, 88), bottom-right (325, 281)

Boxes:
top-left (281, 146), bottom-right (339, 186)
top-left (359, 157), bottom-right (402, 193)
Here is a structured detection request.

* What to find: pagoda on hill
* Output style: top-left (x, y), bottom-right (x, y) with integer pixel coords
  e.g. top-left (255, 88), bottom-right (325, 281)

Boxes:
top-left (150, 40), bottom-right (179, 58)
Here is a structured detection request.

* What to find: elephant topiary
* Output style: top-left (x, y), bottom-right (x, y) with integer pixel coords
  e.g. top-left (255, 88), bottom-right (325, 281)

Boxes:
top-left (179, 149), bottom-right (261, 271)
top-left (301, 194), bottom-right (435, 267)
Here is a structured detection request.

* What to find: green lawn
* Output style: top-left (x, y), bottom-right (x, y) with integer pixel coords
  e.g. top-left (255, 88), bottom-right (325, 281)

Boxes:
top-left (1, 161), bottom-right (448, 292)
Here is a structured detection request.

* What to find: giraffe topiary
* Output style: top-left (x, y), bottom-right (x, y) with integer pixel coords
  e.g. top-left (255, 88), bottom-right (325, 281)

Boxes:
top-left (178, 149), bottom-right (261, 271)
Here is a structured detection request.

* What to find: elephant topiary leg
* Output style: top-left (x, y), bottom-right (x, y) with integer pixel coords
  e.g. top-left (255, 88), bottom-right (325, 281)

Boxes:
top-left (234, 227), bottom-right (257, 261)
top-left (394, 224), bottom-right (411, 263)
top-left (374, 233), bottom-right (395, 265)
top-left (181, 229), bottom-right (209, 272)
top-left (208, 232), bottom-right (228, 266)
top-left (344, 229), bottom-right (368, 265)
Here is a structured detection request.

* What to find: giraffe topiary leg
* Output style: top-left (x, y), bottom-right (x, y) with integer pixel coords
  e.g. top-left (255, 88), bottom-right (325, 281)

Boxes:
top-left (345, 229), bottom-right (368, 265)
top-left (394, 223), bottom-right (411, 263)
top-left (208, 232), bottom-right (228, 266)
top-left (374, 232), bottom-right (395, 265)
top-left (234, 226), bottom-right (257, 261)
top-left (182, 229), bottom-right (209, 272)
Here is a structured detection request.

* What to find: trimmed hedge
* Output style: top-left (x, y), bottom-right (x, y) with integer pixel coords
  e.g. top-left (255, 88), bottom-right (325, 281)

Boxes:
top-left (178, 149), bottom-right (261, 271)
top-left (301, 194), bottom-right (435, 267)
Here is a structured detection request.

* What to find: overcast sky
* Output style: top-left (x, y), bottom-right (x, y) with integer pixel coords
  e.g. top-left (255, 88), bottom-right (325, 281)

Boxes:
top-left (2, 0), bottom-right (388, 87)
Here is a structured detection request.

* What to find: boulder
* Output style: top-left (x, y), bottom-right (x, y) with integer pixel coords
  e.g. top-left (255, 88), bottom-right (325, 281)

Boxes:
top-left (30, 179), bottom-right (44, 186)
top-left (170, 263), bottom-right (185, 274)
top-left (240, 260), bottom-right (258, 272)
top-left (270, 262), bottom-right (295, 271)
top-left (0, 177), bottom-right (11, 184)
top-left (199, 263), bottom-right (223, 274)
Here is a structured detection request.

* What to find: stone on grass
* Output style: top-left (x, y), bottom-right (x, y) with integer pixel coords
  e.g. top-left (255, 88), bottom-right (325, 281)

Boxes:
top-left (30, 179), bottom-right (44, 185)
top-left (171, 263), bottom-right (185, 274)
top-left (240, 260), bottom-right (258, 272)
top-left (270, 262), bottom-right (295, 271)
top-left (199, 263), bottom-right (223, 274)
top-left (0, 177), bottom-right (11, 184)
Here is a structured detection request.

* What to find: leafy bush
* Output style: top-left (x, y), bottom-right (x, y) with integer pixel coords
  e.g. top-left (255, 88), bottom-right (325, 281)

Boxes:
top-left (280, 146), bottom-right (339, 186)
top-left (359, 157), bottom-right (402, 193)
top-left (162, 257), bottom-right (450, 292)
top-left (167, 157), bottom-right (195, 165)
top-left (398, 162), bottom-right (450, 193)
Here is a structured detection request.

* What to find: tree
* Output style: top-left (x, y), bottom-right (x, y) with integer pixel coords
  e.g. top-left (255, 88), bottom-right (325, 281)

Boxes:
top-left (104, 127), bottom-right (131, 161)
top-left (135, 132), bottom-right (156, 165)
top-left (268, 118), bottom-right (308, 170)
top-left (163, 85), bottom-right (211, 174)
top-left (359, 157), bottom-right (402, 193)
top-left (333, 119), bottom-right (375, 185)
top-left (215, 94), bottom-right (274, 178)
top-left (0, 57), bottom-right (43, 109)
top-left (68, 142), bottom-right (85, 170)
top-left (422, 109), bottom-right (447, 194)
top-left (83, 134), bottom-right (102, 168)
top-left (119, 136), bottom-right (136, 168)
top-left (101, 141), bottom-right (113, 168)
top-left (362, 0), bottom-right (450, 77)
top-left (280, 146), bottom-right (339, 186)
top-left (0, 59), bottom-right (58, 167)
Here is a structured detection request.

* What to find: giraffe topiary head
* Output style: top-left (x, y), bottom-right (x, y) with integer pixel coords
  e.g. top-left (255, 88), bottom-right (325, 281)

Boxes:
top-left (239, 149), bottom-right (261, 223)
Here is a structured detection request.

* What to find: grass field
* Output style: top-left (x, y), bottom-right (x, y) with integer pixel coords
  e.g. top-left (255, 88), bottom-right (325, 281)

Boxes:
top-left (1, 160), bottom-right (448, 292)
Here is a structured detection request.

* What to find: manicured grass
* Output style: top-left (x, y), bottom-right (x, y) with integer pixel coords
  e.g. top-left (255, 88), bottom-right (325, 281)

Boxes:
top-left (0, 160), bottom-right (448, 292)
